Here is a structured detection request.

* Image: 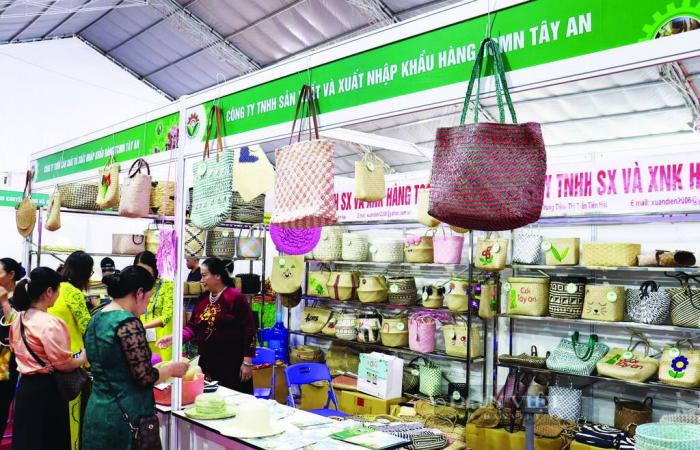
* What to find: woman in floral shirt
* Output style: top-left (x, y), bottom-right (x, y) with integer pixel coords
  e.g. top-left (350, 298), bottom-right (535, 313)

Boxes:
top-left (134, 251), bottom-right (174, 361)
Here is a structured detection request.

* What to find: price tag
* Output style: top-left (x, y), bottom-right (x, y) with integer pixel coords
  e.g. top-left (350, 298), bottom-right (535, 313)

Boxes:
top-left (390, 284), bottom-right (399, 293)
top-left (623, 351), bottom-right (633, 360)
top-left (197, 165), bottom-right (207, 177)
top-left (145, 328), bottom-right (157, 342)
top-left (422, 292), bottom-right (428, 301)
top-left (369, 245), bottom-right (378, 254)
top-left (607, 291), bottom-right (618, 302)
top-left (452, 391), bottom-right (462, 401)
top-left (222, 231), bottom-right (229, 237)
top-left (502, 282), bottom-right (512, 292)
top-left (322, 232), bottom-right (329, 241)
top-left (396, 323), bottom-right (405, 331)
top-left (566, 283), bottom-right (578, 294)
top-left (278, 258), bottom-right (286, 267)
top-left (541, 241), bottom-right (552, 251)
top-left (492, 243), bottom-right (501, 253)
top-left (669, 347), bottom-right (681, 358)
top-left (366, 161), bottom-right (375, 172)
top-left (345, 239), bottom-right (352, 247)
top-left (411, 369), bottom-right (419, 376)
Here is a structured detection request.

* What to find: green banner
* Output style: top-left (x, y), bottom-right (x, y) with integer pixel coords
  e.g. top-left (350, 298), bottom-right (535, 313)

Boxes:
top-left (0, 190), bottom-right (49, 208)
top-left (187, 0), bottom-right (699, 138)
top-left (34, 112), bottom-right (179, 182)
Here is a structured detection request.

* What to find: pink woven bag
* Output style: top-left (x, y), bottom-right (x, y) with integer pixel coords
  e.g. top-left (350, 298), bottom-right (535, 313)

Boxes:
top-left (408, 311), bottom-right (450, 353)
top-left (271, 85), bottom-right (337, 229)
top-left (433, 227), bottom-right (464, 264)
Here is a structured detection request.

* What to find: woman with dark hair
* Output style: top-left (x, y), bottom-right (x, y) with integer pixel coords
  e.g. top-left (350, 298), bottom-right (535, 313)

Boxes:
top-left (82, 266), bottom-right (187, 450)
top-left (0, 258), bottom-right (24, 438)
top-left (158, 258), bottom-right (256, 393)
top-left (47, 250), bottom-right (93, 449)
top-left (134, 251), bottom-right (174, 361)
top-left (9, 267), bottom-right (86, 450)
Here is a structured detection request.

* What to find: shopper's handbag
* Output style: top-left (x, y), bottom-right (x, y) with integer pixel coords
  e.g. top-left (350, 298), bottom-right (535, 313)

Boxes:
top-left (205, 228), bottom-right (236, 258)
top-left (428, 38), bottom-right (546, 231)
top-left (271, 84), bottom-right (337, 228)
top-left (149, 180), bottom-right (175, 216)
top-left (236, 224), bottom-right (264, 259)
top-left (45, 186), bottom-right (61, 232)
top-left (505, 276), bottom-right (550, 316)
top-left (341, 233), bottom-right (369, 262)
top-left (546, 332), bottom-right (609, 376)
top-left (300, 307), bottom-right (332, 334)
top-left (474, 232), bottom-right (508, 271)
top-left (16, 170), bottom-right (36, 238)
top-left (326, 271), bottom-right (359, 301)
top-left (306, 269), bottom-right (331, 298)
top-left (582, 285), bottom-right (625, 322)
top-left (96, 155), bottom-right (120, 209)
top-left (184, 225), bottom-right (206, 257)
top-left (416, 188), bottom-right (440, 228)
top-left (59, 183), bottom-right (100, 211)
top-left (355, 152), bottom-right (386, 201)
top-left (668, 273), bottom-right (700, 328)
top-left (659, 339), bottom-right (700, 387)
top-left (548, 382), bottom-right (582, 422)
top-left (615, 397), bottom-right (653, 437)
top-left (625, 281), bottom-right (671, 324)
top-left (432, 227), bottom-right (464, 264)
top-left (418, 360), bottom-right (442, 397)
top-left (512, 229), bottom-right (543, 264)
top-left (498, 345), bottom-right (549, 369)
top-left (543, 237), bottom-right (580, 266)
top-left (312, 226), bottom-right (346, 261)
top-left (234, 273), bottom-right (261, 295)
top-left (112, 234), bottom-right (146, 255)
top-left (596, 334), bottom-right (659, 383)
top-left (447, 278), bottom-right (469, 312)
top-left (191, 105), bottom-right (235, 229)
top-left (271, 256), bottom-right (304, 294)
top-left (404, 231), bottom-right (434, 263)
top-left (409, 311), bottom-right (439, 353)
top-left (20, 315), bottom-right (88, 402)
top-left (119, 158), bottom-right (152, 218)
top-left (442, 319), bottom-right (482, 358)
top-left (357, 275), bottom-right (388, 303)
top-left (478, 284), bottom-right (498, 319)
top-left (548, 276), bottom-right (587, 319)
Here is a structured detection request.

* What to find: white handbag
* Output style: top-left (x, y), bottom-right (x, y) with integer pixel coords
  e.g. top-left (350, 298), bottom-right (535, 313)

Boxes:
top-left (512, 229), bottom-right (543, 264)
top-left (548, 383), bottom-right (582, 422)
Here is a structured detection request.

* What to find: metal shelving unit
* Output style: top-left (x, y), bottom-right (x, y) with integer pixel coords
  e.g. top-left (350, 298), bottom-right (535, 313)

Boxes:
top-left (303, 295), bottom-right (467, 315)
top-left (500, 314), bottom-right (700, 334)
top-left (509, 263), bottom-right (699, 274)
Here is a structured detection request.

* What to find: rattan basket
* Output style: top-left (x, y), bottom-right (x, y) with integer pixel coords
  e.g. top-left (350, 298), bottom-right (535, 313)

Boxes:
top-left (582, 242), bottom-right (641, 267)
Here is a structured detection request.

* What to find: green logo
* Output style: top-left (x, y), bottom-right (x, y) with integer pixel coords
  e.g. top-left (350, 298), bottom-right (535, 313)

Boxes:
top-left (187, 113), bottom-right (200, 137)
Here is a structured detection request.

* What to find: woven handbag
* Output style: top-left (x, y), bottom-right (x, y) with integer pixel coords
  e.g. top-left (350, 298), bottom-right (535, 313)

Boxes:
top-left (505, 276), bottom-right (550, 316)
top-left (474, 232), bottom-right (508, 271)
top-left (112, 234), bottom-right (146, 255)
top-left (615, 397), bottom-right (652, 437)
top-left (428, 39), bottom-right (546, 231)
top-left (59, 183), bottom-right (100, 211)
top-left (149, 180), bottom-right (175, 216)
top-left (659, 339), bottom-right (700, 387)
top-left (582, 285), bottom-right (625, 322)
top-left (447, 278), bottom-right (469, 312)
top-left (443, 321), bottom-right (482, 358)
top-left (15, 170), bottom-right (36, 238)
top-left (355, 152), bottom-right (386, 202)
top-left (387, 277), bottom-right (417, 306)
top-left (368, 238), bottom-right (404, 263)
top-left (205, 228), bottom-right (235, 258)
top-left (119, 158), bottom-right (152, 218)
top-left (417, 188), bottom-right (440, 228)
top-left (380, 316), bottom-right (408, 347)
top-left (548, 276), bottom-right (587, 319)
top-left (419, 360), bottom-right (442, 397)
top-left (300, 307), bottom-right (332, 334)
top-left (433, 227), bottom-right (464, 264)
top-left (306, 270), bottom-right (331, 298)
top-left (512, 229), bottom-right (543, 264)
top-left (357, 275), bottom-right (388, 303)
top-left (596, 336), bottom-right (659, 383)
top-left (271, 85), bottom-right (337, 228)
top-left (271, 256), bottom-right (304, 294)
top-left (312, 226), bottom-right (346, 261)
top-left (191, 105), bottom-right (235, 229)
top-left (498, 345), bottom-right (548, 369)
top-left (543, 237), bottom-right (580, 266)
top-left (582, 242), bottom-right (641, 267)
top-left (184, 225), bottom-right (205, 257)
top-left (546, 332), bottom-right (609, 376)
top-left (145, 227), bottom-right (160, 254)
top-left (45, 187), bottom-right (61, 232)
top-left (548, 383), bottom-right (582, 422)
top-left (236, 224), bottom-right (264, 259)
top-left (421, 284), bottom-right (445, 309)
top-left (341, 233), bottom-right (369, 262)
top-left (95, 155), bottom-right (120, 209)
top-left (625, 281), bottom-right (671, 324)
top-left (409, 312), bottom-right (440, 353)
top-left (335, 312), bottom-right (358, 341)
top-left (357, 311), bottom-right (382, 343)
top-left (668, 274), bottom-right (700, 328)
top-left (230, 192), bottom-right (265, 223)
top-left (326, 271), bottom-right (359, 301)
top-left (404, 232), bottom-right (434, 263)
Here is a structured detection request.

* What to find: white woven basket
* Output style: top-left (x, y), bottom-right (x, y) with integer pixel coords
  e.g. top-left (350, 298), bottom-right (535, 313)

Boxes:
top-left (368, 238), bottom-right (404, 263)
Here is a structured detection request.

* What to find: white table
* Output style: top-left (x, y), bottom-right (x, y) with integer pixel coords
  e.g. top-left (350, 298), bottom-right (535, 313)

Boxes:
top-left (168, 387), bottom-right (409, 450)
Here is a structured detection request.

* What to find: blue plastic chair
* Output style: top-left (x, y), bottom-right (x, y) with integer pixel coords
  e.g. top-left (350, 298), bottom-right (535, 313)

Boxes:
top-left (252, 347), bottom-right (276, 400)
top-left (284, 363), bottom-right (347, 417)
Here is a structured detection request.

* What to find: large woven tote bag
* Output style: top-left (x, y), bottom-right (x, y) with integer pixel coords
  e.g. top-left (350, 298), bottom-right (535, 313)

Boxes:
top-left (118, 158), bottom-right (152, 218)
top-left (271, 84), bottom-right (337, 229)
top-left (428, 38), bottom-right (546, 231)
top-left (190, 105), bottom-right (234, 229)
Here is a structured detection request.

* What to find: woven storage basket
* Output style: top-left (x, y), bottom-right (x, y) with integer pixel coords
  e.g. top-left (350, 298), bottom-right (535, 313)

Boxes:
top-left (290, 345), bottom-right (324, 364)
top-left (505, 277), bottom-right (550, 316)
top-left (543, 237), bottom-right (580, 265)
top-left (335, 313), bottom-right (358, 341)
top-left (205, 228), bottom-right (236, 258)
top-left (230, 192), bottom-right (265, 223)
top-left (145, 228), bottom-right (160, 254)
top-left (443, 324), bottom-right (483, 358)
top-left (421, 284), bottom-right (445, 309)
top-left (447, 278), bottom-right (469, 312)
top-left (357, 275), bottom-right (388, 303)
top-left (150, 180), bottom-right (175, 216)
top-left (357, 312), bottom-right (382, 343)
top-left (306, 270), bottom-right (331, 298)
top-left (380, 318), bottom-right (408, 347)
top-left (59, 183), bottom-right (100, 211)
top-left (312, 226), bottom-right (346, 261)
top-left (548, 276), bottom-right (587, 319)
top-left (368, 238), bottom-right (404, 263)
top-left (404, 236), bottom-right (434, 263)
top-left (185, 225), bottom-right (206, 257)
top-left (582, 285), bottom-right (625, 321)
top-left (387, 277), bottom-right (417, 305)
top-left (582, 242), bottom-right (641, 267)
top-left (342, 233), bottom-right (369, 261)
top-left (326, 271), bottom-right (359, 301)
top-left (475, 233), bottom-right (508, 271)
top-left (635, 423), bottom-right (700, 450)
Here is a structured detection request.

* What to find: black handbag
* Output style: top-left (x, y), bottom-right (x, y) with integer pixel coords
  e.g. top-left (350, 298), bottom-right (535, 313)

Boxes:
top-left (235, 273), bottom-right (261, 295)
top-left (19, 315), bottom-right (89, 402)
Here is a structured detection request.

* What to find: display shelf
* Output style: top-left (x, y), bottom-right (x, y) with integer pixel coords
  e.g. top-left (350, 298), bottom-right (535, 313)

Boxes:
top-left (498, 363), bottom-right (700, 394)
top-left (57, 207), bottom-right (175, 222)
top-left (290, 330), bottom-right (484, 363)
top-left (403, 392), bottom-right (471, 411)
top-left (500, 314), bottom-right (700, 334)
top-left (307, 259), bottom-right (471, 271)
top-left (509, 263), bottom-right (699, 274)
top-left (31, 250), bottom-right (139, 258)
top-left (303, 295), bottom-right (478, 317)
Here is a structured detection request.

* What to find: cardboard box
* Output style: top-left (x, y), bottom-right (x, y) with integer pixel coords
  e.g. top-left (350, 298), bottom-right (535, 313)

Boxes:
top-left (252, 364), bottom-right (288, 405)
top-left (357, 352), bottom-right (403, 399)
top-left (339, 390), bottom-right (405, 415)
top-left (299, 382), bottom-right (335, 411)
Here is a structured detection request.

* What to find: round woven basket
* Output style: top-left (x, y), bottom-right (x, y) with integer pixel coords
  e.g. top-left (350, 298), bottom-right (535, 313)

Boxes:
top-left (387, 277), bottom-right (417, 305)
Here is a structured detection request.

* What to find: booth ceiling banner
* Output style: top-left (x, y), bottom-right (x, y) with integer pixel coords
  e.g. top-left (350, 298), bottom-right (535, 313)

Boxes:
top-left (34, 113), bottom-right (180, 182)
top-left (0, 190), bottom-right (49, 208)
top-left (186, 0), bottom-right (700, 142)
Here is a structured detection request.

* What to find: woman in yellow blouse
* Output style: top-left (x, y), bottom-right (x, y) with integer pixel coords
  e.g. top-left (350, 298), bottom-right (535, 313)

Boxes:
top-left (48, 250), bottom-right (93, 450)
top-left (135, 251), bottom-right (174, 361)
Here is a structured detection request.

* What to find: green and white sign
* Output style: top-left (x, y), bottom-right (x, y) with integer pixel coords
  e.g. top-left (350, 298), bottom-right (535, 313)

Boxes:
top-left (34, 112), bottom-right (179, 182)
top-left (0, 190), bottom-right (49, 208)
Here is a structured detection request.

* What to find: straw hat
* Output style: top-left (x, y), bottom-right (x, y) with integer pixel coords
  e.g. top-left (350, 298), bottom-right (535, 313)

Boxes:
top-left (220, 401), bottom-right (286, 438)
top-left (16, 197), bottom-right (36, 237)
top-left (183, 393), bottom-right (237, 420)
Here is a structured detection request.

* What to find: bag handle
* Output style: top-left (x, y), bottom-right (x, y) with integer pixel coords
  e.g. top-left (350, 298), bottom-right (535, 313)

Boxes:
top-left (460, 38), bottom-right (517, 125)
top-left (203, 105), bottom-right (225, 162)
top-left (289, 84), bottom-right (319, 145)
top-left (23, 170), bottom-right (32, 198)
top-left (19, 314), bottom-right (48, 369)
top-left (571, 332), bottom-right (597, 362)
top-left (530, 345), bottom-right (538, 357)
top-left (132, 235), bottom-right (145, 245)
top-left (639, 280), bottom-right (658, 298)
top-left (127, 158), bottom-right (150, 178)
